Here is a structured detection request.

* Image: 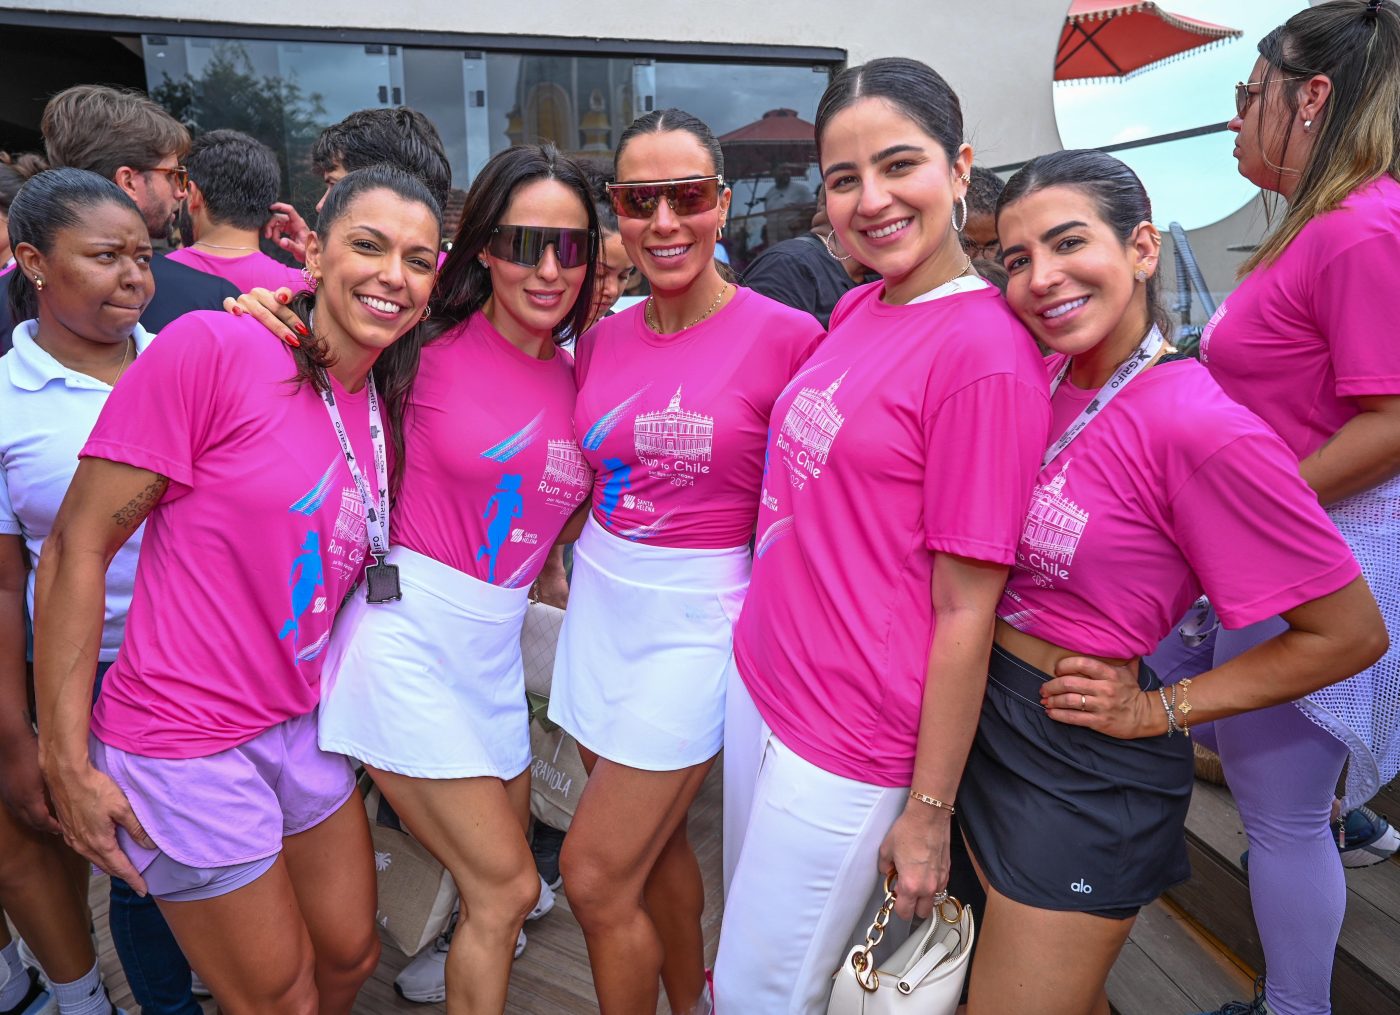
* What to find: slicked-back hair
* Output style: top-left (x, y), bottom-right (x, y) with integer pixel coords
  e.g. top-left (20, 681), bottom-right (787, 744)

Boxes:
top-left (312, 107), bottom-right (452, 209)
top-left (998, 149), bottom-right (1171, 338)
top-left (615, 108), bottom-right (724, 180)
top-left (41, 84), bottom-right (189, 181)
top-left (186, 129), bottom-right (282, 231)
top-left (7, 168), bottom-right (143, 322)
top-left (816, 58), bottom-right (963, 164)
top-left (431, 144), bottom-right (599, 346)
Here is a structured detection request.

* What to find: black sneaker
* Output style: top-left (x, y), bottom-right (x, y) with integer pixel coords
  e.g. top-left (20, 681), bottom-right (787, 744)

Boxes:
top-left (0, 968), bottom-right (51, 1015)
top-left (531, 821), bottom-right (565, 891)
top-left (1195, 975), bottom-right (1268, 1014)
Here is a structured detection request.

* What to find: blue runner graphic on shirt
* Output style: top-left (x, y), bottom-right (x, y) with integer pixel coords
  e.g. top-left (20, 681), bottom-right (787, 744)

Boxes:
top-left (289, 459), bottom-right (340, 515)
top-left (582, 386), bottom-right (649, 451)
top-left (279, 531), bottom-right (325, 647)
top-left (479, 474), bottom-right (525, 582)
top-left (598, 458), bottom-right (632, 522)
top-left (481, 411), bottom-right (545, 463)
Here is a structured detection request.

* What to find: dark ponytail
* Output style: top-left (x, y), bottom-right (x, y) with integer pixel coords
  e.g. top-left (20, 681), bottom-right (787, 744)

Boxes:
top-left (285, 164), bottom-right (443, 495)
top-left (6, 167), bottom-right (138, 323)
top-left (615, 108), bottom-right (725, 180)
top-left (997, 149), bottom-right (1172, 338)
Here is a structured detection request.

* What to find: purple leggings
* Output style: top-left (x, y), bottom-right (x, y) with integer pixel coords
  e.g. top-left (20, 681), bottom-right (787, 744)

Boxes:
top-left (1203, 616), bottom-right (1348, 1015)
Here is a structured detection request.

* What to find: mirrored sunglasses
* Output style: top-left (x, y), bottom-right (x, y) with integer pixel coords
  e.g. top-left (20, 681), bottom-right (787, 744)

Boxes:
top-left (488, 225), bottom-right (593, 269)
top-left (607, 176), bottom-right (724, 219)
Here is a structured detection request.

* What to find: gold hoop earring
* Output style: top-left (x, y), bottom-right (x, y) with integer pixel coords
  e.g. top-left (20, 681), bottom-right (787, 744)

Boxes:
top-left (823, 230), bottom-right (853, 262)
top-left (717, 225), bottom-right (724, 242)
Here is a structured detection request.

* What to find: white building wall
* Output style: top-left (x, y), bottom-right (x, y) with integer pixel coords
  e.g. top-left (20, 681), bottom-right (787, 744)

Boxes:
top-left (8, 0), bottom-right (1069, 166)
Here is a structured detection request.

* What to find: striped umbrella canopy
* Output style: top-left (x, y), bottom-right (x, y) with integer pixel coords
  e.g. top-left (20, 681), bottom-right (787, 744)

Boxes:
top-left (1057, 0), bottom-right (1243, 82)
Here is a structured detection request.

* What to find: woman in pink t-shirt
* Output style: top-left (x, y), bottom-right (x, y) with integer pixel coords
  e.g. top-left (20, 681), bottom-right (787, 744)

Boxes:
top-left (233, 145), bottom-right (601, 1013)
top-left (714, 59), bottom-right (1054, 1013)
top-left (952, 148), bottom-right (1384, 1015)
top-left (1190, 4), bottom-right (1400, 1012)
top-left (34, 166), bottom-right (441, 1014)
top-left (547, 109), bottom-right (824, 1015)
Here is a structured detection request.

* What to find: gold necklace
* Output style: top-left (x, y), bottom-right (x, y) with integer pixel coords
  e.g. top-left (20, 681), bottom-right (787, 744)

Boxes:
top-left (646, 283), bottom-right (730, 334)
top-left (927, 255), bottom-right (974, 295)
top-left (194, 240), bottom-right (258, 252)
top-left (111, 337), bottom-right (133, 386)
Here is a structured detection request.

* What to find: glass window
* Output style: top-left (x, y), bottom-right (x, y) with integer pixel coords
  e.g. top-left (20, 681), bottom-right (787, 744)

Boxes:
top-left (144, 33), bottom-right (833, 266)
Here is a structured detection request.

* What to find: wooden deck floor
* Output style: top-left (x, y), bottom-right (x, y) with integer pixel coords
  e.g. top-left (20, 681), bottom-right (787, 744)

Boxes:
top-left (81, 764), bottom-right (1333, 1014)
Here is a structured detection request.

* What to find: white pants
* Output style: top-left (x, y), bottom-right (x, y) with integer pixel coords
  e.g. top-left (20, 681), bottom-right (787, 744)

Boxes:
top-left (716, 660), bottom-right (908, 1014)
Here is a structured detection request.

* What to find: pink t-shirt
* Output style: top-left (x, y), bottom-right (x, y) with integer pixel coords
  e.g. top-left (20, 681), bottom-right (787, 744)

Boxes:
top-left (85, 312), bottom-right (380, 758)
top-left (733, 282), bottom-right (1052, 786)
top-left (166, 247), bottom-right (306, 296)
top-left (1200, 175), bottom-right (1400, 460)
top-left (1000, 357), bottom-right (1360, 660)
top-left (392, 313), bottom-right (589, 586)
top-left (573, 286), bottom-right (824, 548)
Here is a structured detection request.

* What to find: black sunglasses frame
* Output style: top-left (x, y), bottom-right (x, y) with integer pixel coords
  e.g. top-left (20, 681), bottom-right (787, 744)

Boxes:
top-left (487, 225), bottom-right (595, 270)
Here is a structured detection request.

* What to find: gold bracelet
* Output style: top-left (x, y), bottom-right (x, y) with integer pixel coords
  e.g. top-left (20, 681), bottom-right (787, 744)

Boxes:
top-left (1175, 678), bottom-right (1194, 735)
top-left (909, 790), bottom-right (955, 815)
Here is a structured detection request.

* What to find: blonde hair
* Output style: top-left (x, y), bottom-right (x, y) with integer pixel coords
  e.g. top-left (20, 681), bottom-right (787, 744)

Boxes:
top-left (1243, 0), bottom-right (1400, 275)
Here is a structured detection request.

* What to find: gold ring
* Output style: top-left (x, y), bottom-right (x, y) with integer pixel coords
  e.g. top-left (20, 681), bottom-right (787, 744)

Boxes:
top-left (1080, 694), bottom-right (1087, 710)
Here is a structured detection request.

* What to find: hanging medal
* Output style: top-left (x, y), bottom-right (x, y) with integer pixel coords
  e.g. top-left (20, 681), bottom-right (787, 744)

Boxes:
top-left (319, 372), bottom-right (400, 603)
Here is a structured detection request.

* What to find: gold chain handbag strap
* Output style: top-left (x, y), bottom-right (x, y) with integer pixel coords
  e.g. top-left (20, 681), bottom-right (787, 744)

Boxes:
top-left (851, 871), bottom-right (965, 993)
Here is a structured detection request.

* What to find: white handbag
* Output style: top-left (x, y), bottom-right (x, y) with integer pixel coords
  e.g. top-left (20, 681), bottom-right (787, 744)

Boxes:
top-left (827, 873), bottom-right (974, 1015)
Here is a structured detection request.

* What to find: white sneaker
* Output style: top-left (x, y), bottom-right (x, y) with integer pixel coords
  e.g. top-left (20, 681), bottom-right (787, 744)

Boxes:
top-left (393, 923), bottom-right (451, 1004)
top-left (393, 914), bottom-right (529, 1003)
top-left (13, 941), bottom-right (38, 979)
top-left (527, 874), bottom-right (555, 922)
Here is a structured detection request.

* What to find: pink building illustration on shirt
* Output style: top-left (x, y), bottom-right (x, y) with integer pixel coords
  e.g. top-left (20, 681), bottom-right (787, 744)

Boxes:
top-left (780, 372), bottom-right (847, 466)
top-left (331, 487), bottom-right (367, 543)
top-left (634, 386), bottom-right (714, 461)
top-left (544, 439), bottom-right (590, 489)
top-left (1018, 460), bottom-right (1089, 589)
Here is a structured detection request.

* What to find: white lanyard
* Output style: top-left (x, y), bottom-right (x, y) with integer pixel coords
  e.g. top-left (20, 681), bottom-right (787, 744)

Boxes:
top-left (1042, 326), bottom-right (1166, 469)
top-left (318, 371), bottom-right (390, 560)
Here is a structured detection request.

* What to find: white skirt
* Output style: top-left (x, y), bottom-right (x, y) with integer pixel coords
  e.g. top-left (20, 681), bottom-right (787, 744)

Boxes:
top-left (548, 515), bottom-right (750, 771)
top-left (318, 544), bottom-right (531, 779)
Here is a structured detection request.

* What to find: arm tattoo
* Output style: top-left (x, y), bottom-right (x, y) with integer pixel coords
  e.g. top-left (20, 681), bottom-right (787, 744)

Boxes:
top-left (112, 477), bottom-right (168, 532)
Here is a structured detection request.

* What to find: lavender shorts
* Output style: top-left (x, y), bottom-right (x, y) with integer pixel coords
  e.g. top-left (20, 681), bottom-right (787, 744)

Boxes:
top-left (90, 708), bottom-right (356, 902)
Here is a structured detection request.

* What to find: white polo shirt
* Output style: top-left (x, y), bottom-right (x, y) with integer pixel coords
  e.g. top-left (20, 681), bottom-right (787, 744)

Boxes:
top-left (0, 320), bottom-right (153, 661)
